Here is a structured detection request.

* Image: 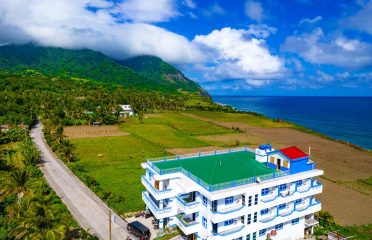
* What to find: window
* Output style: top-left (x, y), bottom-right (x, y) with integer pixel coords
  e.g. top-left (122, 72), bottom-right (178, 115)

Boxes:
top-left (248, 196), bottom-right (252, 207)
top-left (224, 219), bottom-right (234, 226)
top-left (279, 184), bottom-right (287, 191)
top-left (278, 203), bottom-right (286, 210)
top-left (246, 234), bottom-right (250, 240)
top-left (241, 216), bottom-right (245, 224)
top-left (247, 214), bottom-right (251, 225)
top-left (254, 194), bottom-right (258, 205)
top-left (203, 196), bottom-right (207, 206)
top-left (202, 217), bottom-right (207, 228)
top-left (225, 196), bottom-right (234, 205)
top-left (275, 223), bottom-right (283, 230)
top-left (259, 229), bottom-right (266, 236)
top-left (148, 171), bottom-right (152, 181)
top-left (296, 180), bottom-right (303, 186)
top-left (260, 208), bottom-right (269, 215)
top-left (292, 218), bottom-right (299, 225)
top-left (253, 212), bottom-right (257, 223)
top-left (253, 232), bottom-right (256, 240)
top-left (261, 188), bottom-right (270, 196)
top-left (295, 199), bottom-right (302, 204)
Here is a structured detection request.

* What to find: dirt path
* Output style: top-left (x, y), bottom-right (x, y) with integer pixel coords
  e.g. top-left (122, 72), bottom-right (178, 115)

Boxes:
top-left (31, 122), bottom-right (130, 239)
top-left (64, 125), bottom-right (129, 139)
top-left (183, 113), bottom-right (372, 225)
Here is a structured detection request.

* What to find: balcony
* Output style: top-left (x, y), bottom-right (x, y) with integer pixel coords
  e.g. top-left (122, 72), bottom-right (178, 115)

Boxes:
top-left (141, 176), bottom-right (174, 200)
top-left (278, 203), bottom-right (295, 217)
top-left (214, 224), bottom-right (245, 237)
top-left (305, 218), bottom-right (319, 227)
top-left (176, 214), bottom-right (199, 235)
top-left (176, 195), bottom-right (200, 214)
top-left (142, 191), bottom-right (173, 219)
top-left (260, 209), bottom-right (277, 223)
top-left (210, 204), bottom-right (246, 222)
top-left (261, 188), bottom-right (278, 202)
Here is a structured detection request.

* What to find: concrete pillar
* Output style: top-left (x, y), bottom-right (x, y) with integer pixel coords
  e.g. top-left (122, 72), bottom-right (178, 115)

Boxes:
top-left (159, 218), bottom-right (164, 232)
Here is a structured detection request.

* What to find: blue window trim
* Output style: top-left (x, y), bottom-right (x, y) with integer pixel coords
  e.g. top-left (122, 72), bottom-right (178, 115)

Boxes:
top-left (292, 218), bottom-right (299, 225)
top-left (248, 196), bottom-right (252, 206)
top-left (252, 232), bottom-right (256, 240)
top-left (260, 208), bottom-right (269, 215)
top-left (202, 217), bottom-right (207, 228)
top-left (296, 180), bottom-right (303, 186)
top-left (261, 188), bottom-right (270, 196)
top-left (203, 196), bottom-right (207, 206)
top-left (259, 229), bottom-right (266, 236)
top-left (279, 184), bottom-right (287, 191)
top-left (295, 199), bottom-right (302, 204)
top-left (224, 219), bottom-right (234, 226)
top-left (278, 203), bottom-right (286, 210)
top-left (275, 223), bottom-right (283, 230)
top-left (253, 212), bottom-right (257, 222)
top-left (246, 234), bottom-right (250, 240)
top-left (225, 196), bottom-right (234, 205)
top-left (254, 194), bottom-right (258, 205)
top-left (247, 214), bottom-right (251, 224)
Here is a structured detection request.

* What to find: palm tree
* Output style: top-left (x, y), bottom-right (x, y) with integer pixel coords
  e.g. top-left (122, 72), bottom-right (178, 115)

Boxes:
top-left (11, 202), bottom-right (68, 239)
top-left (0, 167), bottom-right (39, 203)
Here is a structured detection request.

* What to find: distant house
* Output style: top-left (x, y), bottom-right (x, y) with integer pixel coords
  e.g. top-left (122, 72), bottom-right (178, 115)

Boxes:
top-left (18, 123), bottom-right (28, 129)
top-left (119, 105), bottom-right (134, 117)
top-left (1, 124), bottom-right (10, 132)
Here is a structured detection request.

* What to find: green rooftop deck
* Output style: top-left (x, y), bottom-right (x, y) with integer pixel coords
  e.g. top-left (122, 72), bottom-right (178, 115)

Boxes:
top-left (152, 151), bottom-right (276, 185)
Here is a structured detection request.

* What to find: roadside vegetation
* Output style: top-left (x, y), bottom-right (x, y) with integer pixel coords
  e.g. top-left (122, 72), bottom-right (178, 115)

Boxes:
top-left (0, 129), bottom-right (93, 239)
top-left (314, 211), bottom-right (372, 239)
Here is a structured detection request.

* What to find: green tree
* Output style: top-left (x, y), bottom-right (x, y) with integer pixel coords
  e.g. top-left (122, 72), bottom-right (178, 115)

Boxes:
top-left (0, 167), bottom-right (39, 203)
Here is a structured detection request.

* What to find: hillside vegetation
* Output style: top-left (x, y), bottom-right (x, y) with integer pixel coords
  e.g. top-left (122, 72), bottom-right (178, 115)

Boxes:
top-left (0, 44), bottom-right (206, 95)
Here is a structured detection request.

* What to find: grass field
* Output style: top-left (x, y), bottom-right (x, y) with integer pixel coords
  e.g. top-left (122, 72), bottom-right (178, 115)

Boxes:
top-left (70, 113), bottom-right (236, 213)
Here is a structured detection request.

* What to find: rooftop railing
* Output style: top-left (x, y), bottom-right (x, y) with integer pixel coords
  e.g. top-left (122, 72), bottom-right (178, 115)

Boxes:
top-left (146, 146), bottom-right (291, 192)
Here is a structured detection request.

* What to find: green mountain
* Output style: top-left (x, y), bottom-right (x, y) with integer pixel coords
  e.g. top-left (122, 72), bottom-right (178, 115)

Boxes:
top-left (119, 55), bottom-right (209, 97)
top-left (0, 44), bottom-right (207, 95)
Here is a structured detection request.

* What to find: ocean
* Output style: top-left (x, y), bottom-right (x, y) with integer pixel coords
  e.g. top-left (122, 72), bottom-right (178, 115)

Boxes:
top-left (213, 96), bottom-right (372, 150)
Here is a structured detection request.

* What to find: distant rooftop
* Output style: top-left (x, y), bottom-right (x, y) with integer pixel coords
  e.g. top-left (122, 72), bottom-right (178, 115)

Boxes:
top-left (152, 151), bottom-right (276, 185)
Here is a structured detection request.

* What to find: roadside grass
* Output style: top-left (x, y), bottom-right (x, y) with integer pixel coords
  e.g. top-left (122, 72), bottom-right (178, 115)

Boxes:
top-left (189, 110), bottom-right (293, 128)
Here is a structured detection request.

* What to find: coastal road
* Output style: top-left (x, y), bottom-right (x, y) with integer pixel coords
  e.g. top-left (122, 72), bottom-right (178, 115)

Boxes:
top-left (31, 122), bottom-right (130, 240)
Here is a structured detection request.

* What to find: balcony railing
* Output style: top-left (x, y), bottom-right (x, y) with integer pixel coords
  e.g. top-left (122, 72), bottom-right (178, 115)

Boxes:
top-left (214, 225), bottom-right (245, 236)
top-left (142, 191), bottom-right (172, 216)
top-left (176, 214), bottom-right (198, 227)
top-left (176, 196), bottom-right (200, 212)
top-left (259, 198), bottom-right (320, 223)
top-left (211, 204), bottom-right (245, 215)
top-left (146, 150), bottom-right (290, 192)
top-left (304, 218), bottom-right (319, 227)
top-left (141, 176), bottom-right (172, 197)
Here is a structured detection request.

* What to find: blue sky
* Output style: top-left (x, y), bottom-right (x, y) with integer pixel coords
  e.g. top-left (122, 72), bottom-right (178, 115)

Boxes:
top-left (0, 0), bottom-right (371, 96)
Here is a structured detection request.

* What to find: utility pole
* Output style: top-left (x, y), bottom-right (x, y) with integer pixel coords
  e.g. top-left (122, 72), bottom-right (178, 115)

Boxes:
top-left (109, 209), bottom-right (112, 240)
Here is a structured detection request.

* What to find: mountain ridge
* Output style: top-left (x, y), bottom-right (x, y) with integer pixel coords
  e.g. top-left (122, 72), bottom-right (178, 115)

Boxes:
top-left (0, 44), bottom-right (208, 96)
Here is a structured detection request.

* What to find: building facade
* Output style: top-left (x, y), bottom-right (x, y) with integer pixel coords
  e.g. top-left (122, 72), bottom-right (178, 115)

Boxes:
top-left (141, 145), bottom-right (323, 240)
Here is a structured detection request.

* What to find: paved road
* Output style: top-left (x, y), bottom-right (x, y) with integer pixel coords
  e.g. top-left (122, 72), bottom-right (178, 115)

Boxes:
top-left (31, 122), bottom-right (130, 240)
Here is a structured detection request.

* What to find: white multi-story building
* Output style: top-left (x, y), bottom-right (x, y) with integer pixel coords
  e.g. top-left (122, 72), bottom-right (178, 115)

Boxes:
top-left (141, 144), bottom-right (323, 240)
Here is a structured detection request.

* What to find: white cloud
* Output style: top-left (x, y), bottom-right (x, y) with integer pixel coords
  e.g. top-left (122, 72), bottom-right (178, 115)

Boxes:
top-left (282, 28), bottom-right (372, 68)
top-left (202, 2), bottom-right (224, 17)
top-left (245, 0), bottom-right (264, 22)
top-left (114, 0), bottom-right (179, 23)
top-left (183, 0), bottom-right (196, 9)
top-left (0, 0), bottom-right (204, 63)
top-left (193, 27), bottom-right (284, 81)
top-left (246, 24), bottom-right (277, 38)
top-left (299, 16), bottom-right (322, 25)
top-left (343, 1), bottom-right (372, 34)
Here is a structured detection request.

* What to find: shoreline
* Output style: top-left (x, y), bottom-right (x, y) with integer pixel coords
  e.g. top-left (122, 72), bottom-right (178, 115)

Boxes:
top-left (213, 99), bottom-right (371, 152)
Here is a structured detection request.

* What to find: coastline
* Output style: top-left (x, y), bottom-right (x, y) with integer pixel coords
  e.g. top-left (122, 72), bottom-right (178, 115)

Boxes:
top-left (213, 96), bottom-right (371, 152)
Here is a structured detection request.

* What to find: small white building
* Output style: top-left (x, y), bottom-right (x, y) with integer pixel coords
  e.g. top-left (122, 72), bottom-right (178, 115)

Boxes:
top-left (141, 144), bottom-right (323, 240)
top-left (119, 105), bottom-right (134, 117)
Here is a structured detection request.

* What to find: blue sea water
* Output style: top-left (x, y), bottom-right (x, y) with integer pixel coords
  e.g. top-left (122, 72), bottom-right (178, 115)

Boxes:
top-left (213, 96), bottom-right (372, 150)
